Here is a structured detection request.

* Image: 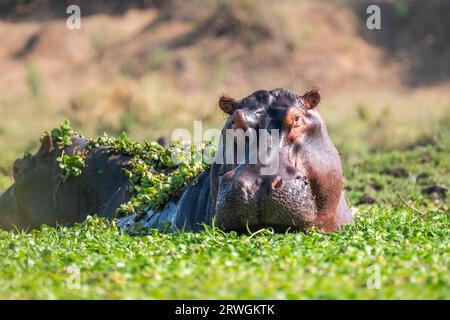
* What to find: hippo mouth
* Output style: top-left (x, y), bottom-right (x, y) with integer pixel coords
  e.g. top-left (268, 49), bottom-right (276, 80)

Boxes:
top-left (214, 176), bottom-right (318, 232)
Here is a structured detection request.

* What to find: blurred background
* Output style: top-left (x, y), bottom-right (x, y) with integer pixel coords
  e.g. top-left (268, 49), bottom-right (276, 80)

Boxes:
top-left (0, 0), bottom-right (449, 191)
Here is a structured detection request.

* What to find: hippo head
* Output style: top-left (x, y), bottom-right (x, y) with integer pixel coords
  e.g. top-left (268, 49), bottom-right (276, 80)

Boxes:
top-left (210, 88), bottom-right (352, 233)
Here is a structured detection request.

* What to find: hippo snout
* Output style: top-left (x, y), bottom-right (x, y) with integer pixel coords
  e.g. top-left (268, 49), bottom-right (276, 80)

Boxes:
top-left (215, 171), bottom-right (318, 232)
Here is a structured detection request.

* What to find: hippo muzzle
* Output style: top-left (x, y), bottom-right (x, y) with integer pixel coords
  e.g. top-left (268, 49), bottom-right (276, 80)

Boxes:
top-left (215, 165), bottom-right (317, 232)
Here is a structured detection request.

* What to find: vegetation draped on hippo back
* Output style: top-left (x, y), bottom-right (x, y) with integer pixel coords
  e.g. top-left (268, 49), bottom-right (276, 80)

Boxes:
top-left (49, 120), bottom-right (216, 217)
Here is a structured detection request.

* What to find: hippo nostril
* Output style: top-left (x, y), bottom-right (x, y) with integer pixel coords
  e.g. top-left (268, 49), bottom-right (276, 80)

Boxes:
top-left (235, 179), bottom-right (245, 189)
top-left (233, 178), bottom-right (253, 199)
top-left (272, 176), bottom-right (282, 189)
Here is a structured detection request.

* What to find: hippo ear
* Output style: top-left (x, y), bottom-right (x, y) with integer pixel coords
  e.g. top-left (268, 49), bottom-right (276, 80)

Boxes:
top-left (38, 133), bottom-right (54, 157)
top-left (219, 95), bottom-right (238, 114)
top-left (303, 89), bottom-right (321, 110)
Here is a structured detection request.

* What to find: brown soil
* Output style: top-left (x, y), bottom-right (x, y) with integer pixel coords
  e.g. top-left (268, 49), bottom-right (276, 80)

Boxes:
top-left (0, 0), bottom-right (448, 106)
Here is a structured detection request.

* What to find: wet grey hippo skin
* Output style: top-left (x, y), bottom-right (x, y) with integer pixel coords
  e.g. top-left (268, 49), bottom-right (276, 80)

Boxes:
top-left (0, 88), bottom-right (353, 233)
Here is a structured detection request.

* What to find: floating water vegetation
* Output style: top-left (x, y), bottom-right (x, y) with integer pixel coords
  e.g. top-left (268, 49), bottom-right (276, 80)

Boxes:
top-left (49, 121), bottom-right (216, 217)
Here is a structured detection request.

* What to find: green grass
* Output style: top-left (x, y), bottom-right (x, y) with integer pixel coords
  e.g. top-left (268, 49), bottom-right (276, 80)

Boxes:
top-left (0, 206), bottom-right (448, 299)
top-left (0, 124), bottom-right (448, 299)
top-left (343, 132), bottom-right (450, 207)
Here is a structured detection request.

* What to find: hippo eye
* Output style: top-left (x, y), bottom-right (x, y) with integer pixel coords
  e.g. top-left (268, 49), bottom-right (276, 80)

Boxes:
top-left (13, 166), bottom-right (20, 174)
top-left (294, 115), bottom-right (300, 122)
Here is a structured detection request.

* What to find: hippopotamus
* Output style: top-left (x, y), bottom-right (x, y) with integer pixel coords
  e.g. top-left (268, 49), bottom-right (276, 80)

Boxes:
top-left (0, 88), bottom-right (353, 233)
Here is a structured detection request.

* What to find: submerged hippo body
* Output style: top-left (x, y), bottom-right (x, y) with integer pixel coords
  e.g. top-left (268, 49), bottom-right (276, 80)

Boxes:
top-left (0, 88), bottom-right (353, 233)
top-left (0, 136), bottom-right (132, 230)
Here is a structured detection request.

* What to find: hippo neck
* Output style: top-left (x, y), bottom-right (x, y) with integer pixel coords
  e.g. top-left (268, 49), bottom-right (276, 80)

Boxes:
top-left (117, 168), bottom-right (214, 233)
top-left (173, 168), bottom-right (215, 231)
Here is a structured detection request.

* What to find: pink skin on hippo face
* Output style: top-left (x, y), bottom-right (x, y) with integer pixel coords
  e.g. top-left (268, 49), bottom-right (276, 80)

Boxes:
top-left (211, 88), bottom-right (353, 232)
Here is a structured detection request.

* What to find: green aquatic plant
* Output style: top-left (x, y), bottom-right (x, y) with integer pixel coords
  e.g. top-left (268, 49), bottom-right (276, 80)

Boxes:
top-left (51, 120), bottom-right (74, 149)
top-left (50, 121), bottom-right (216, 217)
top-left (91, 133), bottom-right (215, 217)
top-left (57, 154), bottom-right (86, 183)
top-left (0, 206), bottom-right (448, 299)
top-left (51, 120), bottom-right (85, 182)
